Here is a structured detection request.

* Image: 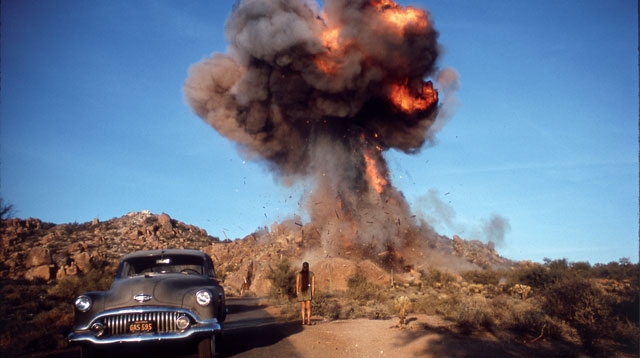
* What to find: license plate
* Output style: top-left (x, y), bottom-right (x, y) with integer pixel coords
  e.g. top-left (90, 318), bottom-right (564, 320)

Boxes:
top-left (128, 320), bottom-right (156, 333)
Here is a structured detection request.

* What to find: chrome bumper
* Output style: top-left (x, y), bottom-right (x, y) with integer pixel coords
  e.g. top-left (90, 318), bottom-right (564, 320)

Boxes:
top-left (68, 306), bottom-right (222, 345)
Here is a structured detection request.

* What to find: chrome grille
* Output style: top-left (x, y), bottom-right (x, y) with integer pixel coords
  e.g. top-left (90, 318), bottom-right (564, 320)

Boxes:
top-left (103, 311), bottom-right (182, 336)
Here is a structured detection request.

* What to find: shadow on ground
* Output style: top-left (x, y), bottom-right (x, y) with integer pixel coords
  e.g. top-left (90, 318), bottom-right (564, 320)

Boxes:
top-left (396, 320), bottom-right (582, 358)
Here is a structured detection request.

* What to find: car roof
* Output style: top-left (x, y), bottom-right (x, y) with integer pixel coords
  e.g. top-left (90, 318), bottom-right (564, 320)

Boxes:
top-left (120, 249), bottom-right (209, 261)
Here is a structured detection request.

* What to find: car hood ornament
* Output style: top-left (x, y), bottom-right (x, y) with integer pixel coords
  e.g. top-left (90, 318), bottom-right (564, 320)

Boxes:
top-left (134, 293), bottom-right (152, 302)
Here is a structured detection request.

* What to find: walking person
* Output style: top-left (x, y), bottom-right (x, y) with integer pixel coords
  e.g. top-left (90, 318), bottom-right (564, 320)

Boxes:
top-left (296, 262), bottom-right (315, 325)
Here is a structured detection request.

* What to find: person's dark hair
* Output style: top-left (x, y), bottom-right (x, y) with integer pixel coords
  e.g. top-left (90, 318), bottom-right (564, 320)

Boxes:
top-left (300, 262), bottom-right (310, 293)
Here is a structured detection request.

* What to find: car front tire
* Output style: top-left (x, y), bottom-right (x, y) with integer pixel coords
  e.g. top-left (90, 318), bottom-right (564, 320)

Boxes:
top-left (198, 335), bottom-right (217, 358)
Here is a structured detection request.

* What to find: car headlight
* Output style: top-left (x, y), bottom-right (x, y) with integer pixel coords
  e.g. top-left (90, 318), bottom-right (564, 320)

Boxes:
top-left (74, 295), bottom-right (92, 312)
top-left (195, 290), bottom-right (212, 306)
top-left (176, 315), bottom-right (190, 330)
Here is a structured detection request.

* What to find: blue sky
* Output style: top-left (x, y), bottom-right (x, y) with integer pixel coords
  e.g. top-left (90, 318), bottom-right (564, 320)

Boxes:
top-left (1, 0), bottom-right (637, 264)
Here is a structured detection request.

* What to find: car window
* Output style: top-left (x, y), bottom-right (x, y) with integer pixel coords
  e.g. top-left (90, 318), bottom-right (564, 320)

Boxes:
top-left (120, 255), bottom-right (209, 277)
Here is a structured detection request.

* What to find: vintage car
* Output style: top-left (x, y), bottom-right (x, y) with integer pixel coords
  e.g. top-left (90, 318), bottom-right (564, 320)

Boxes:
top-left (68, 249), bottom-right (226, 357)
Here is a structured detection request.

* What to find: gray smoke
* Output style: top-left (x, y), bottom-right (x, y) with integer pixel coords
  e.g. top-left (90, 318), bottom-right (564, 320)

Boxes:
top-left (416, 190), bottom-right (510, 247)
top-left (184, 0), bottom-right (450, 255)
top-left (482, 214), bottom-right (511, 247)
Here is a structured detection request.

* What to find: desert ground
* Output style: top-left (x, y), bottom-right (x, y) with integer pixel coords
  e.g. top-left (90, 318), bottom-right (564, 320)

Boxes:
top-left (31, 297), bottom-right (587, 358)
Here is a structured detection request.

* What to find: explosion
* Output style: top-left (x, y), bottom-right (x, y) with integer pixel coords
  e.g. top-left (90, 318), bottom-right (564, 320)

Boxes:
top-left (184, 0), bottom-right (455, 267)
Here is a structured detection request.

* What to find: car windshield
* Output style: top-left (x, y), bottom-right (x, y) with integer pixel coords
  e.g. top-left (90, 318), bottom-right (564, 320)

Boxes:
top-left (119, 255), bottom-right (207, 277)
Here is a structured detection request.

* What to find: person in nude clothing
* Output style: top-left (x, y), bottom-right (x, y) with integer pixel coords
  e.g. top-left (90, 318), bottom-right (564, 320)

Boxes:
top-left (296, 262), bottom-right (315, 325)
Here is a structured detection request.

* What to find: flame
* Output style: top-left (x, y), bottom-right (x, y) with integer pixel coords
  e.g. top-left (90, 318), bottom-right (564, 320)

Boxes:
top-left (314, 56), bottom-right (340, 74)
top-left (363, 151), bottom-right (388, 193)
top-left (314, 27), bottom-right (343, 74)
top-left (389, 81), bottom-right (438, 113)
top-left (370, 0), bottom-right (428, 33)
top-left (321, 27), bottom-right (340, 50)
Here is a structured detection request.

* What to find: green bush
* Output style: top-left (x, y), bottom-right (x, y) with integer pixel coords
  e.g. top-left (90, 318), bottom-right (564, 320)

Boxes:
top-left (542, 277), bottom-right (612, 349)
top-left (455, 296), bottom-right (493, 333)
top-left (508, 264), bottom-right (562, 290)
top-left (278, 300), bottom-right (300, 320)
top-left (49, 260), bottom-right (116, 299)
top-left (420, 268), bottom-right (456, 289)
top-left (0, 279), bottom-right (74, 356)
top-left (461, 269), bottom-right (501, 285)
top-left (592, 259), bottom-right (639, 289)
top-left (266, 259), bottom-right (297, 300)
top-left (311, 292), bottom-right (341, 320)
top-left (347, 270), bottom-right (382, 301)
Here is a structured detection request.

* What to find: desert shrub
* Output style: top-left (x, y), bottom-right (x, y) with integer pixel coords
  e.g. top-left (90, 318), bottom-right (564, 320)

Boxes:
top-left (461, 269), bottom-right (501, 285)
top-left (488, 295), bottom-right (552, 338)
top-left (49, 260), bottom-right (116, 299)
top-left (592, 258), bottom-right (638, 283)
top-left (455, 296), bottom-right (493, 333)
top-left (420, 268), bottom-right (456, 289)
top-left (610, 319), bottom-right (640, 353)
top-left (394, 296), bottom-right (411, 325)
top-left (413, 290), bottom-right (463, 318)
top-left (569, 261), bottom-right (592, 277)
top-left (0, 278), bottom-right (75, 356)
top-left (368, 301), bottom-right (391, 320)
top-left (48, 275), bottom-right (82, 299)
top-left (0, 198), bottom-right (15, 219)
top-left (339, 301), bottom-right (368, 319)
top-left (508, 264), bottom-right (562, 291)
top-left (266, 259), bottom-right (297, 300)
top-left (311, 292), bottom-right (340, 320)
top-left (508, 306), bottom-right (547, 336)
top-left (337, 300), bottom-right (389, 320)
top-left (542, 277), bottom-right (612, 349)
top-left (279, 300), bottom-right (300, 320)
top-left (412, 292), bottom-right (440, 315)
top-left (347, 269), bottom-right (382, 301)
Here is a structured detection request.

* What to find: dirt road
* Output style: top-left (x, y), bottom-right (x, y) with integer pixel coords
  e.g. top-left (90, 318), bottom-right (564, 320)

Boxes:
top-left (215, 297), bottom-right (303, 357)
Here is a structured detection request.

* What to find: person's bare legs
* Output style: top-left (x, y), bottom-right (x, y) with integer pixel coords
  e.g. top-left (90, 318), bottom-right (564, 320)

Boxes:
top-left (304, 301), bottom-right (311, 324)
top-left (300, 301), bottom-right (305, 324)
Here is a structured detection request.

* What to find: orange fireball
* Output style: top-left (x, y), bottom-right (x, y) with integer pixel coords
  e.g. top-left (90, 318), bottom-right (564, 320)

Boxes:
top-left (370, 0), bottom-right (428, 33)
top-left (389, 81), bottom-right (438, 113)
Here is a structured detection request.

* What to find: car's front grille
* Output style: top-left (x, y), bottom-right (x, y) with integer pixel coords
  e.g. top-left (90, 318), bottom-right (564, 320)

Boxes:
top-left (103, 311), bottom-right (184, 336)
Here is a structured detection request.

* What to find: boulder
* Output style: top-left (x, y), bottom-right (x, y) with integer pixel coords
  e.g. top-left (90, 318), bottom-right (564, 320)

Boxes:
top-left (74, 251), bottom-right (92, 272)
top-left (25, 265), bottom-right (52, 281)
top-left (158, 213), bottom-right (173, 232)
top-left (26, 247), bottom-right (52, 268)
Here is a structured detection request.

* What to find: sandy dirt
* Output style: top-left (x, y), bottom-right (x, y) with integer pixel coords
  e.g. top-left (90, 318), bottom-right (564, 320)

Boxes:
top-left (28, 298), bottom-right (587, 358)
top-left (256, 308), bottom-right (582, 358)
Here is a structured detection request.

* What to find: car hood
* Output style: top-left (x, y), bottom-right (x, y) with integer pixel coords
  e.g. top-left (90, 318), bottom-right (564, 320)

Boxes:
top-left (104, 274), bottom-right (213, 310)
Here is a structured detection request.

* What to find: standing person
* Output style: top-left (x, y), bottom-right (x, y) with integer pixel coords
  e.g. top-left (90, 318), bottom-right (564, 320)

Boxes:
top-left (296, 262), bottom-right (315, 325)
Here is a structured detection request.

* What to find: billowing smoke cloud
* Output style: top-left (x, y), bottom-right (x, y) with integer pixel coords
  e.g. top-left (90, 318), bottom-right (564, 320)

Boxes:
top-left (416, 189), bottom-right (511, 247)
top-left (482, 214), bottom-right (511, 247)
top-left (184, 0), bottom-right (453, 260)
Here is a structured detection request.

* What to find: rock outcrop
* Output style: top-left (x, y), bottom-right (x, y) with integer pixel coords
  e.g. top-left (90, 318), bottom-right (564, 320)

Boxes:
top-left (0, 212), bottom-right (514, 297)
top-left (0, 212), bottom-right (219, 282)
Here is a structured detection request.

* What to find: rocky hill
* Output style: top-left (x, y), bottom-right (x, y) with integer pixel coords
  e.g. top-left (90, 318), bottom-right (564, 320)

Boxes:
top-left (0, 211), bottom-right (514, 295)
